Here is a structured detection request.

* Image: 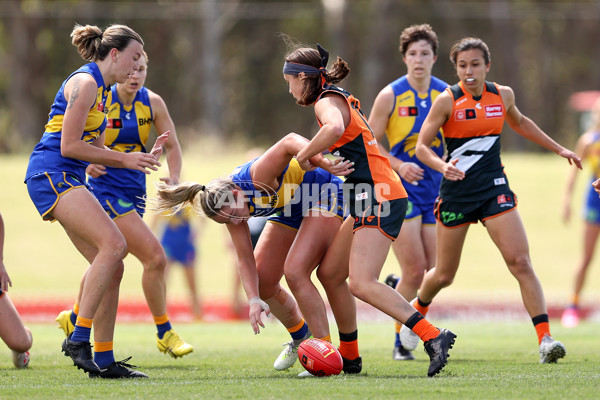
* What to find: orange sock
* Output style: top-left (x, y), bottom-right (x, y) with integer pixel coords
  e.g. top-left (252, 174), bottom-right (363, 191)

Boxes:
top-left (395, 322), bottom-right (401, 334)
top-left (287, 319), bottom-right (306, 334)
top-left (413, 298), bottom-right (430, 317)
top-left (73, 302), bottom-right (80, 315)
top-left (411, 318), bottom-right (440, 343)
top-left (75, 316), bottom-right (93, 328)
top-left (338, 330), bottom-right (360, 360)
top-left (534, 322), bottom-right (550, 345)
top-left (318, 335), bottom-right (332, 343)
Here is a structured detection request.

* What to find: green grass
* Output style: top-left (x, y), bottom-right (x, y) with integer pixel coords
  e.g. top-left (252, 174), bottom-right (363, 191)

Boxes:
top-left (0, 321), bottom-right (598, 399)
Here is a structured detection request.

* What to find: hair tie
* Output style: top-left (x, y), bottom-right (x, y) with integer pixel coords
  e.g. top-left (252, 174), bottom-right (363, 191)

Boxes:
top-left (198, 184), bottom-right (206, 191)
top-left (317, 43), bottom-right (329, 69)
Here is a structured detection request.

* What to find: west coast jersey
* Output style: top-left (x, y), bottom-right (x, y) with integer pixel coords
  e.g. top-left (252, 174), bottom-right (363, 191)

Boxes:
top-left (586, 131), bottom-right (600, 179)
top-left (25, 63), bottom-right (110, 183)
top-left (440, 81), bottom-right (508, 202)
top-left (386, 75), bottom-right (447, 203)
top-left (230, 158), bottom-right (342, 217)
top-left (319, 85), bottom-right (406, 203)
top-left (89, 85), bottom-right (153, 193)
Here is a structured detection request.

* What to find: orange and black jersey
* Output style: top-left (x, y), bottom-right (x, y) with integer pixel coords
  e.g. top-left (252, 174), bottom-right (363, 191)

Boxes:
top-left (441, 81), bottom-right (509, 202)
top-left (317, 84), bottom-right (406, 203)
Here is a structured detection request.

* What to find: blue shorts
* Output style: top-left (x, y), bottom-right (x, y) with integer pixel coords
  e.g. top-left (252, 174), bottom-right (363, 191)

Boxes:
top-left (268, 180), bottom-right (346, 230)
top-left (405, 199), bottom-right (436, 225)
top-left (91, 185), bottom-right (146, 219)
top-left (434, 190), bottom-right (517, 228)
top-left (162, 240), bottom-right (196, 265)
top-left (584, 182), bottom-right (600, 224)
top-left (26, 172), bottom-right (87, 221)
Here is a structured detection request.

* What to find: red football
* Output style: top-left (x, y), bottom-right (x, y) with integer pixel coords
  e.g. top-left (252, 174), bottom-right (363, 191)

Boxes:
top-left (297, 338), bottom-right (343, 377)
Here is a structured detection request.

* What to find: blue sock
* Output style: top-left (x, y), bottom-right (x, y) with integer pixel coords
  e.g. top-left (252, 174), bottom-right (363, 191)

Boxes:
top-left (290, 323), bottom-right (309, 341)
top-left (94, 350), bottom-right (115, 369)
top-left (157, 321), bottom-right (172, 339)
top-left (70, 310), bottom-right (78, 326)
top-left (395, 332), bottom-right (401, 347)
top-left (71, 326), bottom-right (91, 343)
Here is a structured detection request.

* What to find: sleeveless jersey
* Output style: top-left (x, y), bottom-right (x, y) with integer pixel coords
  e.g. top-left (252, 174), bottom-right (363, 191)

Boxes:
top-left (318, 84), bottom-right (406, 202)
top-left (586, 131), bottom-right (600, 179)
top-left (386, 75), bottom-right (447, 202)
top-left (25, 63), bottom-right (109, 183)
top-left (230, 158), bottom-right (341, 217)
top-left (440, 81), bottom-right (507, 202)
top-left (89, 85), bottom-right (153, 192)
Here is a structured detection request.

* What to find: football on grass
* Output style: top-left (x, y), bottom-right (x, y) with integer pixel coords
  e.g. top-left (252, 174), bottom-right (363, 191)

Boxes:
top-left (298, 338), bottom-right (343, 376)
top-left (12, 351), bottom-right (30, 368)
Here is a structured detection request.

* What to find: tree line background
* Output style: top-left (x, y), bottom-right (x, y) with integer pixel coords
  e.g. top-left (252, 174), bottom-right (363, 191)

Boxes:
top-left (1, 0), bottom-right (599, 154)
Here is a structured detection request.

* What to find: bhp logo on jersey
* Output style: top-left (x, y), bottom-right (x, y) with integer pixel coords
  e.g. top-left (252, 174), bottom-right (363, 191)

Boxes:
top-left (455, 109), bottom-right (477, 121)
top-left (398, 106), bottom-right (418, 117)
top-left (485, 104), bottom-right (503, 118)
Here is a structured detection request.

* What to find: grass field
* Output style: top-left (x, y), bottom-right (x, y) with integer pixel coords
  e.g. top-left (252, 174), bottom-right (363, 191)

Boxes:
top-left (2, 142), bottom-right (599, 306)
top-left (0, 321), bottom-right (598, 399)
top-left (1, 142), bottom-right (600, 398)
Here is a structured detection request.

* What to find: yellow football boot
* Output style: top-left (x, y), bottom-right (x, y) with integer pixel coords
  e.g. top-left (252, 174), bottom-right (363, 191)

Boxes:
top-left (55, 310), bottom-right (75, 337)
top-left (156, 329), bottom-right (193, 358)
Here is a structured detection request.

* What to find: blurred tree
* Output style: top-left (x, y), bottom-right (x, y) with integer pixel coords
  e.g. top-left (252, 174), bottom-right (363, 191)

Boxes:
top-left (0, 0), bottom-right (599, 153)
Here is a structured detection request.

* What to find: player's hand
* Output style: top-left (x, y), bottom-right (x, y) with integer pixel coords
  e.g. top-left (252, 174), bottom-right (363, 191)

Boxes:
top-left (558, 148), bottom-right (582, 170)
top-left (0, 262), bottom-right (12, 294)
top-left (248, 296), bottom-right (270, 334)
top-left (398, 162), bottom-right (424, 186)
top-left (160, 176), bottom-right (179, 186)
top-left (150, 130), bottom-right (170, 159)
top-left (593, 178), bottom-right (600, 196)
top-left (86, 163), bottom-right (107, 178)
top-left (297, 157), bottom-right (317, 172)
top-left (123, 152), bottom-right (161, 174)
top-left (442, 158), bottom-right (465, 181)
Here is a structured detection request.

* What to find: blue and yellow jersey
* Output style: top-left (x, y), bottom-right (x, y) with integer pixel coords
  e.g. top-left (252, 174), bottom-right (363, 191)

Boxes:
top-left (89, 85), bottom-right (153, 192)
top-left (587, 132), bottom-right (600, 179)
top-left (386, 75), bottom-right (447, 203)
top-left (230, 158), bottom-right (342, 217)
top-left (25, 63), bottom-right (109, 183)
top-left (161, 207), bottom-right (193, 247)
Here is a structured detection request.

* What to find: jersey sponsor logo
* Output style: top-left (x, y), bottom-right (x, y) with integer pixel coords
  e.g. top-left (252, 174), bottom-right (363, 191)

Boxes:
top-left (475, 102), bottom-right (482, 109)
top-left (367, 139), bottom-right (377, 146)
top-left (125, 112), bottom-right (131, 120)
top-left (96, 102), bottom-right (105, 112)
top-left (139, 117), bottom-right (152, 126)
top-left (497, 194), bottom-right (514, 207)
top-left (441, 211), bottom-right (464, 224)
top-left (494, 177), bottom-right (506, 186)
top-left (485, 104), bottom-right (503, 118)
top-left (456, 98), bottom-right (468, 106)
top-left (398, 106), bottom-right (418, 117)
top-left (455, 108), bottom-right (477, 121)
top-left (366, 216), bottom-right (375, 223)
top-left (107, 118), bottom-right (123, 129)
top-left (420, 100), bottom-right (428, 108)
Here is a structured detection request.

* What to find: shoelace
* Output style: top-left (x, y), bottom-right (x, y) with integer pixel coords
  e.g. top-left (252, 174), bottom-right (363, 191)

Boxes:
top-left (281, 341), bottom-right (298, 355)
top-left (113, 356), bottom-right (139, 369)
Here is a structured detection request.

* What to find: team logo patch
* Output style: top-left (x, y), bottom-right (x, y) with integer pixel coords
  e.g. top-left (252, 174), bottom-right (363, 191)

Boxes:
top-left (497, 194), bottom-right (514, 207)
top-left (107, 118), bottom-right (123, 129)
top-left (455, 109), bottom-right (477, 121)
top-left (494, 177), bottom-right (506, 186)
top-left (398, 106), bottom-right (418, 117)
top-left (485, 104), bottom-right (503, 118)
top-left (96, 102), bottom-right (105, 112)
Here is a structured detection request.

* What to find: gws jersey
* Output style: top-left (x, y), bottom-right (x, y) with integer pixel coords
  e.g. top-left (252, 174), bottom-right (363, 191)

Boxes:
top-left (89, 85), bottom-right (153, 192)
top-left (25, 63), bottom-right (110, 183)
top-left (386, 75), bottom-right (447, 202)
top-left (318, 84), bottom-right (406, 203)
top-left (440, 81), bottom-right (508, 202)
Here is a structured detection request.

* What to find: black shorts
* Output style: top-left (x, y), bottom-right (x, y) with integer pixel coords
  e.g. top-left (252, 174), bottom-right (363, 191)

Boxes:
top-left (434, 190), bottom-right (518, 228)
top-left (352, 197), bottom-right (407, 240)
